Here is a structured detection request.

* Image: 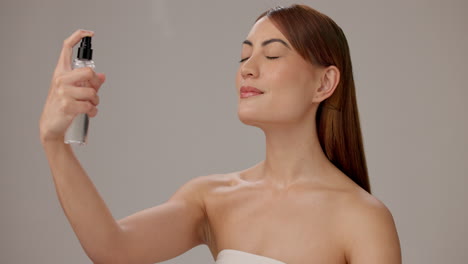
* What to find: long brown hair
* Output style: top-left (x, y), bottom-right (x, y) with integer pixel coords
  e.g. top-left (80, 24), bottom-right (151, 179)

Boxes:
top-left (256, 4), bottom-right (371, 193)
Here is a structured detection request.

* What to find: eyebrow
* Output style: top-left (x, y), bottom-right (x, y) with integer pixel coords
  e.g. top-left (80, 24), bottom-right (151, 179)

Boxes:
top-left (242, 38), bottom-right (291, 49)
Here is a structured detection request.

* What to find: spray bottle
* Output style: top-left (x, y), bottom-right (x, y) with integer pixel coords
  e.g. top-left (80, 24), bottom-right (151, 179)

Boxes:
top-left (64, 36), bottom-right (95, 145)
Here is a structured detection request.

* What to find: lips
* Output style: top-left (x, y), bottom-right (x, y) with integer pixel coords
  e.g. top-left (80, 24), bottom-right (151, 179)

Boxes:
top-left (240, 86), bottom-right (264, 98)
top-left (240, 92), bottom-right (263, 98)
top-left (240, 86), bottom-right (264, 93)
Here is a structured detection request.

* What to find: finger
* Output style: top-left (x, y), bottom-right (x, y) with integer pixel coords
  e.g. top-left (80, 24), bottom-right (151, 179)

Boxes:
top-left (65, 100), bottom-right (95, 116)
top-left (96, 73), bottom-right (106, 84)
top-left (88, 72), bottom-right (105, 92)
top-left (56, 29), bottom-right (94, 72)
top-left (93, 73), bottom-right (106, 92)
top-left (72, 68), bottom-right (103, 92)
top-left (66, 86), bottom-right (100, 106)
top-left (58, 67), bottom-right (97, 87)
top-left (88, 106), bottom-right (98, 118)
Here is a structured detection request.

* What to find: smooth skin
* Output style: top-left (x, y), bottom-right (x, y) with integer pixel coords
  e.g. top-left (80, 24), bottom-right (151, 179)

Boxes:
top-left (39, 18), bottom-right (401, 264)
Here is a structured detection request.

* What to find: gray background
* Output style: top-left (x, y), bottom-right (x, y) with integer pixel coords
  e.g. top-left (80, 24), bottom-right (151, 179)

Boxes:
top-left (1, 0), bottom-right (467, 263)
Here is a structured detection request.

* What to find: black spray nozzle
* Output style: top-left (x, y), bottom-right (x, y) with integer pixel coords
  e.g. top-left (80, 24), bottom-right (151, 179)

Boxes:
top-left (77, 36), bottom-right (93, 60)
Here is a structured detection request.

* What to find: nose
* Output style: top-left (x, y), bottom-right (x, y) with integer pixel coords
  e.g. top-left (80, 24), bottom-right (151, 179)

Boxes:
top-left (240, 57), bottom-right (259, 80)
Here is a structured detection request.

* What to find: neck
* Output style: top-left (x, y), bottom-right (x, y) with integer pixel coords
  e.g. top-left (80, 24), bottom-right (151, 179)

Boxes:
top-left (257, 119), bottom-right (331, 189)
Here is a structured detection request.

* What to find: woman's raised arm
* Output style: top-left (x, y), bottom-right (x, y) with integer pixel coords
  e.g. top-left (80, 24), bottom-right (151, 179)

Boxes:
top-left (40, 29), bottom-right (208, 264)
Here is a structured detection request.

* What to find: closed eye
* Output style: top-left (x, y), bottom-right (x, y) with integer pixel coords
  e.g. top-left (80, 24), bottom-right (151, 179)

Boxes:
top-left (238, 56), bottom-right (280, 63)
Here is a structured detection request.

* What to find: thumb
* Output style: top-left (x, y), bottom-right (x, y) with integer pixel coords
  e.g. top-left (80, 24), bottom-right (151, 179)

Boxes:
top-left (97, 73), bottom-right (106, 84)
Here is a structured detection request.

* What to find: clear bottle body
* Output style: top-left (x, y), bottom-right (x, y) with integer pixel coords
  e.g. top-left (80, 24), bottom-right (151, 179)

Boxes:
top-left (64, 58), bottom-right (95, 145)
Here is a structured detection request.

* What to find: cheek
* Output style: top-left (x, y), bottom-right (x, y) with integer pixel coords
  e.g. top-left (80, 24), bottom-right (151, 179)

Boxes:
top-left (265, 64), bottom-right (313, 116)
top-left (268, 64), bottom-right (310, 102)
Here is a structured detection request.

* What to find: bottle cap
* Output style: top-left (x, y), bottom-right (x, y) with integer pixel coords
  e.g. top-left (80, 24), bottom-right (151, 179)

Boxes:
top-left (77, 36), bottom-right (93, 60)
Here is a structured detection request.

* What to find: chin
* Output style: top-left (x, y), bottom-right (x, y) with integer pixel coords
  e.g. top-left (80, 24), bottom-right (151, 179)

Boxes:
top-left (237, 108), bottom-right (265, 127)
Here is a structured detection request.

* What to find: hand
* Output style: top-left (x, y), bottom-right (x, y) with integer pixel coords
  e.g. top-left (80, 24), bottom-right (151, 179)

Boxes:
top-left (39, 29), bottom-right (106, 144)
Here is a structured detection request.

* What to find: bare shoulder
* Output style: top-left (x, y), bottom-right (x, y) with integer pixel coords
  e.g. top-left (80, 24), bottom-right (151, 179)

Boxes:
top-left (339, 188), bottom-right (394, 219)
top-left (167, 173), bottom-right (228, 204)
top-left (337, 188), bottom-right (402, 264)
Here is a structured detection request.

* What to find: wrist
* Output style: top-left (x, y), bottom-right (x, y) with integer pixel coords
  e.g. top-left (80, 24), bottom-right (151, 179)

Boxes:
top-left (40, 134), bottom-right (65, 147)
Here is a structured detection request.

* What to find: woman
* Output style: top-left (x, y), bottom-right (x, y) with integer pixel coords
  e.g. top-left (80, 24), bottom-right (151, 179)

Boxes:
top-left (39, 4), bottom-right (401, 264)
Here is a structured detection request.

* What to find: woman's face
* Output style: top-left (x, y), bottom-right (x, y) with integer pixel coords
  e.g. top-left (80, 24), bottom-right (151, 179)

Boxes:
top-left (235, 16), bottom-right (323, 127)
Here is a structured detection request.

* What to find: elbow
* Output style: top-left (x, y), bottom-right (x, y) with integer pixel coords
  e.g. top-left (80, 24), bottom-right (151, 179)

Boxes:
top-left (92, 254), bottom-right (130, 264)
top-left (89, 235), bottom-right (131, 264)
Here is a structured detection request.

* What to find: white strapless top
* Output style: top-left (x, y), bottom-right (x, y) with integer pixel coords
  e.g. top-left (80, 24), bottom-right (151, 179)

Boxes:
top-left (215, 249), bottom-right (286, 264)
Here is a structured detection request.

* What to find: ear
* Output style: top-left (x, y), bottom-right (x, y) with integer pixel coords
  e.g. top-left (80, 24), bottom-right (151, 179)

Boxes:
top-left (313, 65), bottom-right (340, 103)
